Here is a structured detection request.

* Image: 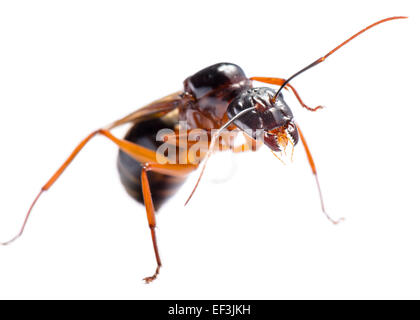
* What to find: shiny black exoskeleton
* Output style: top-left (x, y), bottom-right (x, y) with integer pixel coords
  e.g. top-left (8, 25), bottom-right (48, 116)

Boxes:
top-left (227, 87), bottom-right (299, 152)
top-left (118, 62), bottom-right (299, 209)
top-left (183, 63), bottom-right (299, 151)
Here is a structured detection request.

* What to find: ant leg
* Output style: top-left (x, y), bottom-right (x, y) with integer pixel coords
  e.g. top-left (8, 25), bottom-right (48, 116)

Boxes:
top-left (296, 124), bottom-right (345, 225)
top-left (139, 161), bottom-right (201, 283)
top-left (140, 166), bottom-right (161, 284)
top-left (1, 130), bottom-right (99, 246)
top-left (250, 77), bottom-right (323, 112)
top-left (0, 129), bottom-right (196, 245)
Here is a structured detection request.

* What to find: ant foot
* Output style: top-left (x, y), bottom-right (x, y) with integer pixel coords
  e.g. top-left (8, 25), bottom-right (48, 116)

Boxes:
top-left (143, 266), bottom-right (160, 284)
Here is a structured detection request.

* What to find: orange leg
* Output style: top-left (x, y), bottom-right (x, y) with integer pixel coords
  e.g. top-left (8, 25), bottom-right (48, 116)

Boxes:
top-left (250, 77), bottom-right (323, 112)
top-left (296, 124), bottom-right (345, 225)
top-left (138, 161), bottom-right (201, 282)
top-left (1, 130), bottom-right (102, 246)
top-left (164, 129), bottom-right (262, 154)
top-left (140, 165), bottom-right (160, 283)
top-left (0, 128), bottom-right (196, 282)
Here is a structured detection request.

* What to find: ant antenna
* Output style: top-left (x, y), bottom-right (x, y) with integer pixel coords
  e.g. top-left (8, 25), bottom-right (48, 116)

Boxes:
top-left (274, 16), bottom-right (407, 101)
top-left (184, 106), bottom-right (256, 206)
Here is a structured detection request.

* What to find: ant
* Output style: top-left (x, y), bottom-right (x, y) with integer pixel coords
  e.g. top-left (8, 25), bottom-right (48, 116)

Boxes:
top-left (0, 16), bottom-right (407, 283)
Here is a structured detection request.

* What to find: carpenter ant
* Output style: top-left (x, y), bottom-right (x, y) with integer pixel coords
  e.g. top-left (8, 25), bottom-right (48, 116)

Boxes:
top-left (0, 16), bottom-right (407, 283)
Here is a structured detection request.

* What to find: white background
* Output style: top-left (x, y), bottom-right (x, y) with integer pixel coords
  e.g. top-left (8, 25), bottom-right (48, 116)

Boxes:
top-left (0, 0), bottom-right (419, 299)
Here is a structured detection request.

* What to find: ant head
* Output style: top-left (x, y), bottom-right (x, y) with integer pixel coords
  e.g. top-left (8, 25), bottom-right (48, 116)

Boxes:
top-left (226, 87), bottom-right (298, 152)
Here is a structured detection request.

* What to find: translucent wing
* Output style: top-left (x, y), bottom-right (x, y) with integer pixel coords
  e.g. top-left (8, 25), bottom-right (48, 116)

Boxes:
top-left (106, 91), bottom-right (185, 130)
